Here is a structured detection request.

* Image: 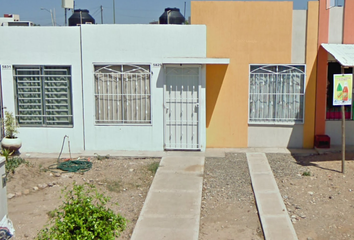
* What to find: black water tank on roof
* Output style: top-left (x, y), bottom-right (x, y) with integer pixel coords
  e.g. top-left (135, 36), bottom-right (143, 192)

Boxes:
top-left (69, 9), bottom-right (95, 26)
top-left (159, 8), bottom-right (185, 24)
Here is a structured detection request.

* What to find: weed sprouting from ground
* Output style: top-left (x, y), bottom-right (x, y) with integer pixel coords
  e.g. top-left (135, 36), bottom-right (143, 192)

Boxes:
top-left (94, 153), bottom-right (110, 160)
top-left (148, 162), bottom-right (159, 175)
top-left (106, 180), bottom-right (122, 193)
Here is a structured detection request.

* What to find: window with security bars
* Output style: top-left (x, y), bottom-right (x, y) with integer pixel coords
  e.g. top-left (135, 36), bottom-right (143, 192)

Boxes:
top-left (249, 65), bottom-right (305, 123)
top-left (14, 66), bottom-right (73, 126)
top-left (94, 65), bottom-right (151, 124)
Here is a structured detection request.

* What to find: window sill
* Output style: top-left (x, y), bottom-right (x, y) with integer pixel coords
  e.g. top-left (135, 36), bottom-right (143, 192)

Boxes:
top-left (248, 122), bottom-right (304, 126)
top-left (326, 119), bottom-right (354, 121)
top-left (94, 123), bottom-right (153, 127)
top-left (19, 125), bottom-right (74, 128)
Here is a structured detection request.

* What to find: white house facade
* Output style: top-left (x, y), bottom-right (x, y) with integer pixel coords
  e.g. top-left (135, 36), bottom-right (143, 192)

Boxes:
top-left (0, 24), bottom-right (228, 153)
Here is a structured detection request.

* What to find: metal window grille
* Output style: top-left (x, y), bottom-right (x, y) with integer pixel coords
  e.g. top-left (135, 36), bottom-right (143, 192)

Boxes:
top-left (14, 66), bottom-right (73, 126)
top-left (249, 65), bottom-right (306, 123)
top-left (94, 65), bottom-right (151, 124)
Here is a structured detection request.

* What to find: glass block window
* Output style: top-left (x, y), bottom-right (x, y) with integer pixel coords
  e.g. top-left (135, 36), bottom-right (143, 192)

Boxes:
top-left (94, 65), bottom-right (151, 124)
top-left (14, 66), bottom-right (73, 126)
top-left (249, 65), bottom-right (306, 123)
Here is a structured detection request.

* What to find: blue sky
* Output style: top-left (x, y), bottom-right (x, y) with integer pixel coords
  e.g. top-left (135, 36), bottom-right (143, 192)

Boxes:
top-left (0, 0), bottom-right (345, 26)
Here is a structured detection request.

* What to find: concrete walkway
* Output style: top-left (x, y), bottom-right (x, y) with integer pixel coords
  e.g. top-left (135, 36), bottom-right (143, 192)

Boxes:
top-left (247, 153), bottom-right (298, 240)
top-left (130, 156), bottom-right (204, 240)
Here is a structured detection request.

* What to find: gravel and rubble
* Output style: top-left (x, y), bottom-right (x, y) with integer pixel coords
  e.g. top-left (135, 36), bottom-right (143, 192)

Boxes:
top-left (199, 153), bottom-right (264, 240)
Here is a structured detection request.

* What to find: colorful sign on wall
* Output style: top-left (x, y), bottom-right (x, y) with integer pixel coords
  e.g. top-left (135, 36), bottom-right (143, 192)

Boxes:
top-left (333, 74), bottom-right (353, 106)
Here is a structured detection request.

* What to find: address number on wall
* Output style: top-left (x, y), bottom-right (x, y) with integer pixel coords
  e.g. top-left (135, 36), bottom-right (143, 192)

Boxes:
top-left (1, 65), bottom-right (12, 70)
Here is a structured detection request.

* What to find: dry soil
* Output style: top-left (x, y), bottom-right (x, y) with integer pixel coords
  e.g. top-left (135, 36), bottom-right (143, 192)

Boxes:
top-left (6, 151), bottom-right (354, 240)
top-left (267, 152), bottom-right (354, 240)
top-left (6, 156), bottom-right (160, 240)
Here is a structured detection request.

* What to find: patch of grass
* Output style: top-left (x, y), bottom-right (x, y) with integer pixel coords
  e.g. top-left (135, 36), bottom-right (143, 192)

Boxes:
top-left (106, 180), bottom-right (122, 193)
top-left (38, 163), bottom-right (49, 172)
top-left (302, 171), bottom-right (311, 176)
top-left (148, 162), bottom-right (159, 175)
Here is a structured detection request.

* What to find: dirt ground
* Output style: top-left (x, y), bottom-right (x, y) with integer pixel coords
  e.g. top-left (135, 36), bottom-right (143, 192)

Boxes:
top-left (201, 151), bottom-right (354, 240)
top-left (5, 156), bottom-right (160, 240)
top-left (6, 151), bottom-right (354, 240)
top-left (267, 152), bottom-right (354, 240)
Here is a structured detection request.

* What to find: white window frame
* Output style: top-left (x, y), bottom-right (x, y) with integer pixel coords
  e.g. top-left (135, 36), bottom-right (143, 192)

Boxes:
top-left (248, 64), bottom-right (306, 124)
top-left (13, 65), bottom-right (73, 127)
top-left (94, 64), bottom-right (152, 125)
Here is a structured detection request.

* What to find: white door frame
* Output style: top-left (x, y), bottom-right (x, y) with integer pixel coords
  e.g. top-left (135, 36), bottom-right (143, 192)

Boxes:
top-left (163, 64), bottom-right (202, 150)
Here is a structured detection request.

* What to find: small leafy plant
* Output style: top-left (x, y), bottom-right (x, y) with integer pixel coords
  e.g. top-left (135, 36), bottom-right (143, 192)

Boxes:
top-left (37, 182), bottom-right (127, 240)
top-left (5, 156), bottom-right (26, 175)
top-left (1, 148), bottom-right (14, 161)
top-left (4, 111), bottom-right (19, 138)
top-left (148, 162), bottom-right (159, 175)
top-left (302, 171), bottom-right (311, 176)
top-left (94, 153), bottom-right (110, 160)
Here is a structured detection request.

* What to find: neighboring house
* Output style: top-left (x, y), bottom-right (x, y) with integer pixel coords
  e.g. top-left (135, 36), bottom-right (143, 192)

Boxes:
top-left (191, 0), bottom-right (354, 148)
top-left (0, 24), bottom-right (228, 153)
top-left (0, 13), bottom-right (33, 26)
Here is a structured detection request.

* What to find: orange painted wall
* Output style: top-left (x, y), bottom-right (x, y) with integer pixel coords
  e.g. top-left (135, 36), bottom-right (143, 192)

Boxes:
top-left (303, 1), bottom-right (319, 148)
top-left (343, 0), bottom-right (354, 44)
top-left (315, 0), bottom-right (330, 136)
top-left (191, 1), bottom-right (293, 147)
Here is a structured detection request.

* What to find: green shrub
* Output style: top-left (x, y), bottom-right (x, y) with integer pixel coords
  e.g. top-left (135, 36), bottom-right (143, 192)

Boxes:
top-left (5, 156), bottom-right (26, 175)
top-left (302, 171), bottom-right (311, 176)
top-left (37, 183), bottom-right (127, 240)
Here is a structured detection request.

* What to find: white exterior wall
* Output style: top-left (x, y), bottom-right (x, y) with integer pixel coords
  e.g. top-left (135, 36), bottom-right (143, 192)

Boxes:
top-left (80, 25), bottom-right (207, 151)
top-left (0, 24), bottom-right (209, 153)
top-left (248, 125), bottom-right (304, 148)
top-left (0, 27), bottom-right (84, 153)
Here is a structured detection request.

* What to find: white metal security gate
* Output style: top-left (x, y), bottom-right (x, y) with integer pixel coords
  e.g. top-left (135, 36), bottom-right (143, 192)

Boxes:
top-left (164, 66), bottom-right (200, 150)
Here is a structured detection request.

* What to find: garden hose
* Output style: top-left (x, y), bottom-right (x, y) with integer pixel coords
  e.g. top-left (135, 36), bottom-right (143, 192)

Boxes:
top-left (48, 160), bottom-right (92, 173)
top-left (46, 135), bottom-right (92, 173)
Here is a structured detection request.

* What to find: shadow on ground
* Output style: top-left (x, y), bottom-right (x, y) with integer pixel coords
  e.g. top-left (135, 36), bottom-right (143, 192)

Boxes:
top-left (290, 152), bottom-right (354, 173)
